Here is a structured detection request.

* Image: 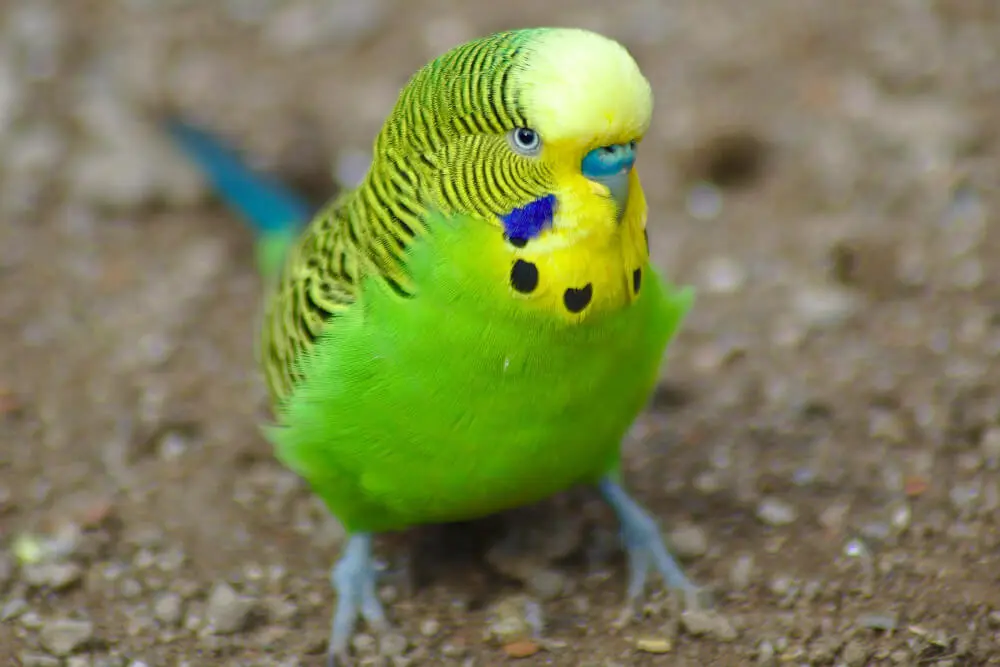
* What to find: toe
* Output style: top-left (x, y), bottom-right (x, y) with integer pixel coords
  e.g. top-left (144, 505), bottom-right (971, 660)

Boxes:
top-left (360, 591), bottom-right (389, 632)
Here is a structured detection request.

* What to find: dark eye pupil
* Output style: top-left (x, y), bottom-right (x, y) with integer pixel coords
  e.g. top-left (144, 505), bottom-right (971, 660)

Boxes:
top-left (517, 129), bottom-right (535, 145)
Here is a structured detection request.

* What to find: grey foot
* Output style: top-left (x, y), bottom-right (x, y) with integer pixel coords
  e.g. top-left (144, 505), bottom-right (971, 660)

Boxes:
top-left (327, 533), bottom-right (389, 667)
top-left (598, 475), bottom-right (712, 614)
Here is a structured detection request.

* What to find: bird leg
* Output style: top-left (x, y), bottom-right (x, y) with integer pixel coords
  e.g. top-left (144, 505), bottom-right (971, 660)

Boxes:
top-left (327, 533), bottom-right (389, 666)
top-left (598, 475), bottom-right (710, 616)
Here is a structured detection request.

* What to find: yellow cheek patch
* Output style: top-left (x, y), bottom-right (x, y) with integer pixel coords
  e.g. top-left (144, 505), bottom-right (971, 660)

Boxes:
top-left (497, 169), bottom-right (650, 325)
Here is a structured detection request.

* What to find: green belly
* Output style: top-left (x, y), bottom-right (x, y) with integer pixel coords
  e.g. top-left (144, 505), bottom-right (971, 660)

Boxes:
top-left (266, 217), bottom-right (693, 533)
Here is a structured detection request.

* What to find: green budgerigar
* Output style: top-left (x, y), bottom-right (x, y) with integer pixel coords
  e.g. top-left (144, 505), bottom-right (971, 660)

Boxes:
top-left (170, 27), bottom-right (703, 666)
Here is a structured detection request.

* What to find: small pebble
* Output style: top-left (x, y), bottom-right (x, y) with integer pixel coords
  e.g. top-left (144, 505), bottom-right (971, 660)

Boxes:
top-left (756, 640), bottom-right (776, 666)
top-left (485, 595), bottom-right (543, 643)
top-left (890, 649), bottom-right (911, 663)
top-left (868, 409), bottom-right (907, 443)
top-left (842, 639), bottom-right (869, 666)
top-left (693, 470), bottom-right (724, 494)
top-left (756, 497), bottom-right (798, 526)
top-left (808, 636), bottom-right (842, 662)
top-left (440, 640), bottom-right (467, 658)
top-left (205, 582), bottom-right (255, 635)
top-left (769, 575), bottom-right (794, 597)
top-left (23, 562), bottom-right (83, 590)
top-left (728, 554), bottom-right (755, 591)
top-left (857, 612), bottom-right (899, 631)
top-left (20, 654), bottom-right (61, 667)
top-left (950, 481), bottom-right (982, 514)
top-left (1, 597), bottom-right (27, 620)
top-left (40, 618), bottom-right (94, 656)
top-left (956, 451), bottom-right (983, 474)
top-left (20, 609), bottom-right (43, 628)
top-left (980, 427), bottom-right (1000, 464)
top-left (156, 548), bottom-right (186, 572)
top-left (635, 637), bottom-right (672, 653)
top-left (502, 640), bottom-right (540, 658)
top-left (157, 430), bottom-right (189, 460)
top-left (801, 579), bottom-right (822, 601)
top-left (352, 633), bottom-right (377, 656)
top-left (679, 610), bottom-right (738, 641)
top-left (67, 657), bottom-right (91, 667)
top-left (668, 524), bottom-right (708, 559)
top-left (379, 632), bottom-right (408, 657)
top-left (888, 500), bottom-right (912, 533)
top-left (153, 592), bottom-right (183, 627)
top-left (119, 579), bottom-right (143, 599)
top-left (420, 618), bottom-right (440, 637)
top-left (818, 501), bottom-right (850, 532)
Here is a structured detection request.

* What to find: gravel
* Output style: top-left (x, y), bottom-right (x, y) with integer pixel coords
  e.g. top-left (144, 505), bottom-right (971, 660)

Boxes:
top-left (152, 591), bottom-right (184, 627)
top-left (39, 618), bottom-right (95, 656)
top-left (635, 636), bottom-right (673, 653)
top-left (841, 639), bottom-right (869, 666)
top-left (728, 554), bottom-right (755, 592)
top-left (485, 595), bottom-right (545, 644)
top-left (755, 497), bottom-right (799, 526)
top-left (679, 610), bottom-right (738, 641)
top-left (204, 581), bottom-right (256, 635)
top-left (667, 523), bottom-right (709, 559)
top-left (2, 0), bottom-right (1000, 665)
top-left (22, 562), bottom-right (84, 591)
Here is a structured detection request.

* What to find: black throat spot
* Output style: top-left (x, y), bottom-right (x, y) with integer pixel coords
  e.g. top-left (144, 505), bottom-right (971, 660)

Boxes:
top-left (563, 284), bottom-right (593, 313)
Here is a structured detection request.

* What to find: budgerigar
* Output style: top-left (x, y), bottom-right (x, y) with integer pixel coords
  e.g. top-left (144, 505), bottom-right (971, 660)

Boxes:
top-left (168, 27), bottom-right (703, 666)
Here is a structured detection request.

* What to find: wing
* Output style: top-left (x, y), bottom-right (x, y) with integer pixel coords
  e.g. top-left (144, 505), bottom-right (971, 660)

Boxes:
top-left (259, 160), bottom-right (425, 406)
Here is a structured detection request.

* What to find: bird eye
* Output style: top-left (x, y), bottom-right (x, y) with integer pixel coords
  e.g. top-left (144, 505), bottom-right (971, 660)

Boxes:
top-left (508, 127), bottom-right (542, 156)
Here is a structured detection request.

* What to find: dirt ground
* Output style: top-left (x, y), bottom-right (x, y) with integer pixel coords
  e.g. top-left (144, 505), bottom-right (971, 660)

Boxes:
top-left (2, 1), bottom-right (1000, 665)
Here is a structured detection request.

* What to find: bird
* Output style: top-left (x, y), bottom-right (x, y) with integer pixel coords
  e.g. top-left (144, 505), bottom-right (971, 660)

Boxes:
top-left (165, 26), bottom-right (702, 666)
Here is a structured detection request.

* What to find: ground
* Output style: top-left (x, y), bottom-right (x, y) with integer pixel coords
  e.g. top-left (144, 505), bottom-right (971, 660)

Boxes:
top-left (2, 1), bottom-right (1000, 665)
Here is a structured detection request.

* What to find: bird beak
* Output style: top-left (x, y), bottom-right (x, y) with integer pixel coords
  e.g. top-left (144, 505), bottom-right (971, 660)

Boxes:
top-left (602, 169), bottom-right (632, 223)
top-left (581, 142), bottom-right (636, 223)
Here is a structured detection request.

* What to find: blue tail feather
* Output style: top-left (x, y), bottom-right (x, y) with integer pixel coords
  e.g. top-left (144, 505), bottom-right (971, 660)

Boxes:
top-left (164, 117), bottom-right (313, 236)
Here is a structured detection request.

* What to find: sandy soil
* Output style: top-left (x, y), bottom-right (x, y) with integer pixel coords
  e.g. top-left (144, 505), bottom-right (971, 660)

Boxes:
top-left (2, 1), bottom-right (1000, 665)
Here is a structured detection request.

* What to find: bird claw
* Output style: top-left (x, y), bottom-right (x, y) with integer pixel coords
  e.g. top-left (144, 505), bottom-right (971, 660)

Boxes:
top-left (599, 475), bottom-right (713, 624)
top-left (327, 533), bottom-right (390, 667)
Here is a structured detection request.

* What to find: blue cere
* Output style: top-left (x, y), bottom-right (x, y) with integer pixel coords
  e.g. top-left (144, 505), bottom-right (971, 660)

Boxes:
top-left (581, 142), bottom-right (636, 179)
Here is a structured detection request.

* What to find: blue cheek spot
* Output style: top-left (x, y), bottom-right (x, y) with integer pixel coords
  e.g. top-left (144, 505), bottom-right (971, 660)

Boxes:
top-left (501, 193), bottom-right (557, 242)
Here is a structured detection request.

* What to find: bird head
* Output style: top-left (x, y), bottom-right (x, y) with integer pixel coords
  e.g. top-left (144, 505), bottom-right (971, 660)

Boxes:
top-left (376, 27), bottom-right (652, 250)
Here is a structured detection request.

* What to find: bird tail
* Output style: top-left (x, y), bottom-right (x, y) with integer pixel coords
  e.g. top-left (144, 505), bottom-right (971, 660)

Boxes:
top-left (163, 117), bottom-right (312, 280)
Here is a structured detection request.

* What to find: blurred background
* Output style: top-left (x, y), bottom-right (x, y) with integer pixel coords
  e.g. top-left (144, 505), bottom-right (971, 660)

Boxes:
top-left (1, 1), bottom-right (999, 665)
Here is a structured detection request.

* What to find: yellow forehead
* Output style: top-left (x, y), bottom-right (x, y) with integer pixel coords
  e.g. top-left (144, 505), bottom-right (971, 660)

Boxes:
top-left (512, 29), bottom-right (653, 148)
